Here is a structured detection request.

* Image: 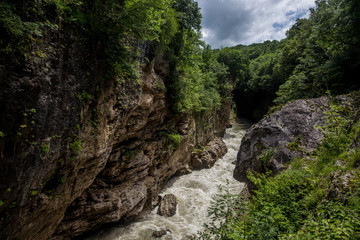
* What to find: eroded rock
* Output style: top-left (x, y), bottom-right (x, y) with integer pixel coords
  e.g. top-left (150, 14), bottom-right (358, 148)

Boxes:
top-left (234, 97), bottom-right (330, 189)
top-left (191, 138), bottom-right (227, 169)
top-left (0, 23), bottom-right (231, 240)
top-left (157, 194), bottom-right (177, 217)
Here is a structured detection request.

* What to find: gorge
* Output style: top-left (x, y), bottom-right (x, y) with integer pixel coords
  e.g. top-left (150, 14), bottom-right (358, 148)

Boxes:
top-left (85, 120), bottom-right (251, 240)
top-left (0, 0), bottom-right (359, 239)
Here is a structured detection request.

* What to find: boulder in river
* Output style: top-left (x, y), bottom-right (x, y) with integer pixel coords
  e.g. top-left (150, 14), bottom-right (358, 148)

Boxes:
top-left (234, 96), bottom-right (331, 190)
top-left (157, 194), bottom-right (177, 217)
top-left (191, 138), bottom-right (227, 169)
top-left (152, 229), bottom-right (167, 238)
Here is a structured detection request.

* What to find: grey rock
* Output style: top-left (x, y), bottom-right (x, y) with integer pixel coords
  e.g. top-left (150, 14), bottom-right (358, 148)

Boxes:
top-left (157, 194), bottom-right (177, 217)
top-left (325, 171), bottom-right (356, 202)
top-left (191, 138), bottom-right (227, 169)
top-left (234, 97), bottom-right (330, 190)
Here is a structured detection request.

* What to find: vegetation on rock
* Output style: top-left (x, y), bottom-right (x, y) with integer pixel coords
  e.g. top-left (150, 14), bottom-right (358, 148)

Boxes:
top-left (196, 92), bottom-right (360, 239)
top-left (0, 1), bottom-right (233, 239)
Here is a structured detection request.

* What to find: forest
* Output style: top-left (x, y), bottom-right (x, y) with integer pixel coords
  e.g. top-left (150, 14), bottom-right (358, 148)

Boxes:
top-left (218, 0), bottom-right (360, 121)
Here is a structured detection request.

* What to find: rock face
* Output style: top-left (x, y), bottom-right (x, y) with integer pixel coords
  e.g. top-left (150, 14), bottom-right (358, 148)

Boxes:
top-left (191, 138), bottom-right (227, 169)
top-left (157, 194), bottom-right (177, 217)
top-left (0, 34), bottom-right (230, 240)
top-left (234, 97), bottom-right (330, 189)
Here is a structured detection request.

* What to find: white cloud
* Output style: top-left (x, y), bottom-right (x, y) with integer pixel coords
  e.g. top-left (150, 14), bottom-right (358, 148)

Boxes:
top-left (197, 0), bottom-right (316, 48)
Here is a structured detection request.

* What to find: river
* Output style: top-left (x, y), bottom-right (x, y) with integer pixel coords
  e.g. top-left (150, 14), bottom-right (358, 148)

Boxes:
top-left (87, 119), bottom-right (251, 240)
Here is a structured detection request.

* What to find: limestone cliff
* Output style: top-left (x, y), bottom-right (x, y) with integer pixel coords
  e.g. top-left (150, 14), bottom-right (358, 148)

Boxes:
top-left (234, 94), bottom-right (360, 190)
top-left (233, 97), bottom-right (330, 189)
top-left (0, 31), bottom-right (230, 240)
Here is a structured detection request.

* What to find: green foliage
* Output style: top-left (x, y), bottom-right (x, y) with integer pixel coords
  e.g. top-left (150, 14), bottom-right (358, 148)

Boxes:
top-left (0, 131), bottom-right (4, 137)
top-left (196, 183), bottom-right (248, 240)
top-left (196, 99), bottom-right (360, 239)
top-left (0, 200), bottom-right (3, 207)
top-left (220, 41), bottom-right (285, 121)
top-left (258, 147), bottom-right (275, 165)
top-left (275, 0), bottom-right (360, 104)
top-left (69, 138), bottom-right (82, 154)
top-left (1, 0), bottom-right (227, 115)
top-left (123, 148), bottom-right (139, 160)
top-left (160, 131), bottom-right (183, 150)
top-left (168, 133), bottom-right (182, 148)
top-left (287, 136), bottom-right (303, 152)
top-left (172, 0), bottom-right (202, 31)
top-left (30, 190), bottom-right (38, 196)
top-left (166, 13), bottom-right (229, 114)
top-left (287, 201), bottom-right (360, 239)
top-left (226, 0), bottom-right (360, 118)
top-left (58, 176), bottom-right (65, 184)
top-left (41, 144), bottom-right (49, 155)
top-left (0, 0), bottom-right (76, 64)
top-left (77, 91), bottom-right (92, 102)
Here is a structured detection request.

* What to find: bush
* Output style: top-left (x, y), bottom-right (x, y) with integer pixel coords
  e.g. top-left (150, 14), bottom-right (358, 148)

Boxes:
top-left (167, 133), bottom-right (182, 150)
top-left (69, 139), bottom-right (82, 154)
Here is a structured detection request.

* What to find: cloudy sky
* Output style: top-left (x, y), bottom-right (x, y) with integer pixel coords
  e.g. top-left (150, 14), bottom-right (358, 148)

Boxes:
top-left (196, 0), bottom-right (316, 48)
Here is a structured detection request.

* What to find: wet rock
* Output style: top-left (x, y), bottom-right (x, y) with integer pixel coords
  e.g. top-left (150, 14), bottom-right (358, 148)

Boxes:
top-left (191, 138), bottom-right (227, 169)
top-left (234, 97), bottom-right (330, 190)
top-left (152, 229), bottom-right (167, 238)
top-left (157, 194), bottom-right (177, 217)
top-left (226, 123), bottom-right (233, 128)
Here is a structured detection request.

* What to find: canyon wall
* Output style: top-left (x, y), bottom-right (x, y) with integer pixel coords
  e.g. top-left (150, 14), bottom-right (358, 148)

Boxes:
top-left (0, 30), bottom-right (230, 239)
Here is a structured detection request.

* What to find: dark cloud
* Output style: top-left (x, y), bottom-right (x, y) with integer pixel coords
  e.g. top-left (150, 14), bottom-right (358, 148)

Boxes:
top-left (196, 0), bottom-right (316, 48)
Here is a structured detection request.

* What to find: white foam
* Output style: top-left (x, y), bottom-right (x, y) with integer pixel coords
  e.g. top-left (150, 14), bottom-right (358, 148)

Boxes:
top-left (87, 119), bottom-right (251, 240)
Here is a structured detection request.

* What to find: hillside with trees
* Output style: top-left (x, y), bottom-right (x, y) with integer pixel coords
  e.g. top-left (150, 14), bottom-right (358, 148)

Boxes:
top-left (214, 0), bottom-right (360, 121)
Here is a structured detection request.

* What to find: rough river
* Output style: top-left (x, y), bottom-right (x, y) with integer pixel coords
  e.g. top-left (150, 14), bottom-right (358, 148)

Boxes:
top-left (87, 119), bottom-right (251, 240)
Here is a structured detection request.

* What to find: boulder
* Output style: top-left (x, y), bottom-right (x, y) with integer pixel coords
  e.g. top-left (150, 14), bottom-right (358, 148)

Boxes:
top-left (152, 229), bottom-right (167, 238)
top-left (157, 194), bottom-right (177, 217)
top-left (234, 97), bottom-right (330, 190)
top-left (191, 138), bottom-right (227, 169)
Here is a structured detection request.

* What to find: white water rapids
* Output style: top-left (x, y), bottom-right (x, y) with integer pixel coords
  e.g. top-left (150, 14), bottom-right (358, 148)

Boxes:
top-left (87, 119), bottom-right (251, 240)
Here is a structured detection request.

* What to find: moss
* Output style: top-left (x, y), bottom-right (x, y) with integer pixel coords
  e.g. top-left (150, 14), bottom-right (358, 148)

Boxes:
top-left (258, 147), bottom-right (275, 165)
top-left (288, 136), bottom-right (303, 152)
top-left (160, 131), bottom-right (183, 150)
top-left (255, 141), bottom-right (265, 151)
top-left (30, 190), bottom-right (38, 196)
top-left (69, 139), bottom-right (82, 154)
top-left (167, 133), bottom-right (182, 150)
top-left (123, 148), bottom-right (139, 160)
top-left (41, 144), bottom-right (49, 155)
top-left (77, 91), bottom-right (92, 102)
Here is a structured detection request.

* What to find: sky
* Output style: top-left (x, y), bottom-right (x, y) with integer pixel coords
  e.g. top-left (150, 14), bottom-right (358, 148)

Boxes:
top-left (196, 0), bottom-right (316, 48)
